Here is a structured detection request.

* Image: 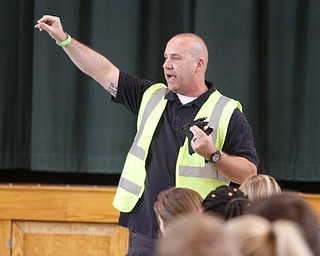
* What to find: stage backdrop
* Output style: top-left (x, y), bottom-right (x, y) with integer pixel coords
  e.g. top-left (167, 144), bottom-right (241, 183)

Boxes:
top-left (0, 0), bottom-right (319, 181)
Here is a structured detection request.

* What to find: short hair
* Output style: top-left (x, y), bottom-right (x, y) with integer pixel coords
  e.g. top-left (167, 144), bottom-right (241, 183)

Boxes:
top-left (201, 185), bottom-right (249, 220)
top-left (225, 215), bottom-right (314, 256)
top-left (246, 193), bottom-right (320, 255)
top-left (239, 174), bottom-right (281, 201)
top-left (154, 187), bottom-right (203, 235)
top-left (156, 213), bottom-right (240, 256)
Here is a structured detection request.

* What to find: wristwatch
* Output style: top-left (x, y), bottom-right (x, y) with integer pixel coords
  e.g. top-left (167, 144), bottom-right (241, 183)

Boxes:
top-left (206, 150), bottom-right (221, 163)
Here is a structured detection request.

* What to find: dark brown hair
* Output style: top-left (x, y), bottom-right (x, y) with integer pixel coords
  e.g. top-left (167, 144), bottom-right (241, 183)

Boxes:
top-left (202, 185), bottom-right (249, 220)
top-left (246, 193), bottom-right (320, 255)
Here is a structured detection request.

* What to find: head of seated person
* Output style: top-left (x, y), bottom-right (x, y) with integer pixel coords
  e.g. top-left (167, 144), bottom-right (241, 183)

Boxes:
top-left (201, 185), bottom-right (250, 220)
top-left (245, 193), bottom-right (320, 256)
top-left (155, 213), bottom-right (241, 256)
top-left (154, 187), bottom-right (203, 236)
top-left (239, 174), bottom-right (282, 201)
top-left (225, 214), bottom-right (314, 256)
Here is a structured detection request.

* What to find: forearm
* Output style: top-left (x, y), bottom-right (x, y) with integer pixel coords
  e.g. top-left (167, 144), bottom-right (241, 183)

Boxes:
top-left (211, 152), bottom-right (257, 184)
top-left (35, 15), bottom-right (119, 97)
top-left (62, 38), bottom-right (119, 96)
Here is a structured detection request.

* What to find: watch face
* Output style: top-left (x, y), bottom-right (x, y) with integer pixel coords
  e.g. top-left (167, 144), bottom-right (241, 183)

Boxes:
top-left (212, 151), bottom-right (221, 163)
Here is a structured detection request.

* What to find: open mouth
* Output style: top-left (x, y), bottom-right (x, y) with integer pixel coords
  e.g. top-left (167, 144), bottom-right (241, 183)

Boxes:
top-left (166, 74), bottom-right (176, 80)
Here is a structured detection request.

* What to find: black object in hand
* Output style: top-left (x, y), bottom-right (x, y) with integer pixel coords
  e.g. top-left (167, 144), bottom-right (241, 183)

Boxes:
top-left (180, 117), bottom-right (214, 155)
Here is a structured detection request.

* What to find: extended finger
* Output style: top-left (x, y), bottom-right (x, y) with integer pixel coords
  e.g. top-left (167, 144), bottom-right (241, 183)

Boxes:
top-left (35, 22), bottom-right (50, 32)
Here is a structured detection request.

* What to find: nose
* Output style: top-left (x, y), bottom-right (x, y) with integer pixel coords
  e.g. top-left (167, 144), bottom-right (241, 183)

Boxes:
top-left (163, 58), bottom-right (172, 69)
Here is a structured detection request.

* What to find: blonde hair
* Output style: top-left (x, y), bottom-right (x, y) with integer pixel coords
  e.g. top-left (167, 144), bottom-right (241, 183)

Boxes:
top-left (239, 174), bottom-right (281, 201)
top-left (225, 215), bottom-right (314, 256)
top-left (154, 187), bottom-right (203, 235)
top-left (156, 213), bottom-right (240, 256)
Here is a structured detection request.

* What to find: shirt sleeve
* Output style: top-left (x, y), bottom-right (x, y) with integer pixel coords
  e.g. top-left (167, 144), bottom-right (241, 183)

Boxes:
top-left (223, 108), bottom-right (260, 167)
top-left (112, 71), bottom-right (155, 115)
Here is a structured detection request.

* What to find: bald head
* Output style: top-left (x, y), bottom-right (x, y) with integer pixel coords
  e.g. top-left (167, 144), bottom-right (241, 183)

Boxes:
top-left (163, 33), bottom-right (209, 96)
top-left (168, 33), bottom-right (209, 69)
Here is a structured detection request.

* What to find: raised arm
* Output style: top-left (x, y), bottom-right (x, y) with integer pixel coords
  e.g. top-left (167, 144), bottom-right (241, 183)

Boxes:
top-left (34, 15), bottom-right (119, 97)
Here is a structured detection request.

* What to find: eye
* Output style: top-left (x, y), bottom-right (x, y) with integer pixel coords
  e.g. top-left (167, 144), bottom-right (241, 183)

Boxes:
top-left (172, 55), bottom-right (182, 61)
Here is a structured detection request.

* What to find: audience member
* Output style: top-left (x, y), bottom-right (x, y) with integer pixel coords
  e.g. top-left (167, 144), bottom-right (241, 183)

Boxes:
top-left (225, 215), bottom-right (314, 256)
top-left (201, 185), bottom-right (249, 220)
top-left (246, 193), bottom-right (320, 256)
top-left (156, 213), bottom-right (240, 256)
top-left (154, 187), bottom-right (203, 236)
top-left (239, 174), bottom-right (281, 201)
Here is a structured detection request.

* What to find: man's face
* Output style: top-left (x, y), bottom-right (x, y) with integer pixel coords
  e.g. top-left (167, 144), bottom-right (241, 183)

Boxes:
top-left (163, 37), bottom-right (198, 95)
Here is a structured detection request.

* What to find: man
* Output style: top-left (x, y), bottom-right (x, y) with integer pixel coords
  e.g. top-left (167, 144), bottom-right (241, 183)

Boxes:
top-left (35, 15), bottom-right (259, 255)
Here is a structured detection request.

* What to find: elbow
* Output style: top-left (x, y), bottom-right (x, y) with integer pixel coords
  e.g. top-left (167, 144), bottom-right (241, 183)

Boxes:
top-left (239, 161), bottom-right (257, 183)
top-left (249, 161), bottom-right (258, 176)
top-left (237, 160), bottom-right (257, 184)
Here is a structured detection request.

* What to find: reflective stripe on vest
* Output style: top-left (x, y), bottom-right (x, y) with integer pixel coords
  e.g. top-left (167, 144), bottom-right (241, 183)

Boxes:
top-left (118, 176), bottom-right (141, 196)
top-left (113, 83), bottom-right (168, 212)
top-left (113, 85), bottom-right (242, 211)
top-left (130, 85), bottom-right (168, 160)
top-left (176, 91), bottom-right (242, 198)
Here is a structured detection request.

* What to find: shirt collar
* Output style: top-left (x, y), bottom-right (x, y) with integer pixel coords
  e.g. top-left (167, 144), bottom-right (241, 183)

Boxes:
top-left (165, 81), bottom-right (216, 106)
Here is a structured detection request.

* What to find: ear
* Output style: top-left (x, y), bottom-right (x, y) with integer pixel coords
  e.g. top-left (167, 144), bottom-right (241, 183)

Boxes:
top-left (195, 58), bottom-right (205, 73)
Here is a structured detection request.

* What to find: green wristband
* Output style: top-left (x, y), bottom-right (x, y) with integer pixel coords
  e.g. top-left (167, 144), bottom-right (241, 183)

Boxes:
top-left (57, 33), bottom-right (71, 47)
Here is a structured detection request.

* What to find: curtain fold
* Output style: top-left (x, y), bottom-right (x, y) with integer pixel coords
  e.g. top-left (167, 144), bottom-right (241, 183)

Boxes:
top-left (0, 0), bottom-right (319, 180)
top-left (0, 1), bottom-right (34, 169)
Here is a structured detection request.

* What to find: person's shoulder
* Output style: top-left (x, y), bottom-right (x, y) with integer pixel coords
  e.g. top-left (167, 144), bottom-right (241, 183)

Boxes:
top-left (120, 70), bottom-right (155, 87)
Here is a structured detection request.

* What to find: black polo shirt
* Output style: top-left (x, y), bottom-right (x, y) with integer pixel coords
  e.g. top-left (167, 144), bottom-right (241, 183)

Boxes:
top-left (113, 71), bottom-right (259, 237)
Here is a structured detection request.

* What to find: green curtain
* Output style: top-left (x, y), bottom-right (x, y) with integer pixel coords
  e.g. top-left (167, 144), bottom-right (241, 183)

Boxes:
top-left (1, 0), bottom-right (319, 181)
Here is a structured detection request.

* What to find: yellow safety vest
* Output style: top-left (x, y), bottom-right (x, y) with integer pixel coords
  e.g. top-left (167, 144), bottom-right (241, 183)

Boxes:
top-left (113, 83), bottom-right (242, 212)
